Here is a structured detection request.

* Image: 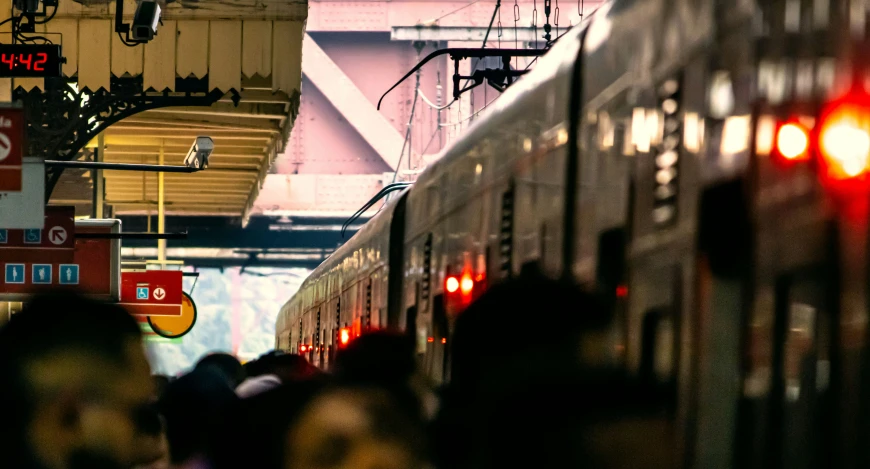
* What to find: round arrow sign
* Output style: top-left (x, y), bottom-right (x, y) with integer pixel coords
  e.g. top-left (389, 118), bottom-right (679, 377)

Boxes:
top-left (153, 287), bottom-right (166, 301)
top-left (0, 132), bottom-right (11, 162)
top-left (48, 226), bottom-right (67, 245)
top-left (148, 292), bottom-right (197, 339)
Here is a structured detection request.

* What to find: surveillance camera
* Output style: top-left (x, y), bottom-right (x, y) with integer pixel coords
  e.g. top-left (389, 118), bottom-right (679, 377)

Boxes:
top-left (131, 0), bottom-right (161, 42)
top-left (13, 0), bottom-right (39, 14)
top-left (184, 136), bottom-right (214, 170)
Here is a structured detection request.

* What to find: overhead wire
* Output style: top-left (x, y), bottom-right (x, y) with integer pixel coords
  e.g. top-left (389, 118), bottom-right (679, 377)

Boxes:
top-left (392, 47), bottom-right (423, 184)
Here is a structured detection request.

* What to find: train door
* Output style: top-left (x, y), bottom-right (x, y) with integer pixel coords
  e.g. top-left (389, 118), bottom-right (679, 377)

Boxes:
top-left (734, 261), bottom-right (837, 469)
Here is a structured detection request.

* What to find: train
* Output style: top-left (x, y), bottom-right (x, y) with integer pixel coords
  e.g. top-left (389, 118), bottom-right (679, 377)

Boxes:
top-left (277, 0), bottom-right (870, 466)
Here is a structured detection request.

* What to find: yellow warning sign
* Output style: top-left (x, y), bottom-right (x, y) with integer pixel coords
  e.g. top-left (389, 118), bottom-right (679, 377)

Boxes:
top-left (148, 291), bottom-right (197, 339)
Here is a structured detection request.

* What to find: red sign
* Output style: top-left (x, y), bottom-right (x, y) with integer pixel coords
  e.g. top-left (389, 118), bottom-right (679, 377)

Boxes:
top-left (0, 107), bottom-right (24, 192)
top-left (120, 270), bottom-right (182, 317)
top-left (72, 222), bottom-right (116, 298)
top-left (0, 215), bottom-right (118, 299)
top-left (0, 206), bottom-right (75, 260)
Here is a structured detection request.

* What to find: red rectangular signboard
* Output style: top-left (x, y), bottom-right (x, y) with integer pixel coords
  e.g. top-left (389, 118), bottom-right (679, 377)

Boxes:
top-left (72, 222), bottom-right (117, 299)
top-left (0, 216), bottom-right (119, 300)
top-left (0, 106), bottom-right (25, 192)
top-left (119, 270), bottom-right (182, 316)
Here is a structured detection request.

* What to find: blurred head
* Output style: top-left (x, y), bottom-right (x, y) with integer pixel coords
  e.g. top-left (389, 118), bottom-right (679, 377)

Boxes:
top-left (0, 291), bottom-right (152, 469)
top-left (252, 352), bottom-right (321, 383)
top-left (284, 385), bottom-right (426, 469)
top-left (333, 330), bottom-right (422, 420)
top-left (194, 353), bottom-right (245, 388)
top-left (159, 367), bottom-right (240, 467)
top-left (438, 271), bottom-right (674, 468)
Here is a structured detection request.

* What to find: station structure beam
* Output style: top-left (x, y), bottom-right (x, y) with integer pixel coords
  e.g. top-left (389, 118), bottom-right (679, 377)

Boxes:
top-left (302, 34), bottom-right (408, 171)
top-left (391, 26), bottom-right (540, 42)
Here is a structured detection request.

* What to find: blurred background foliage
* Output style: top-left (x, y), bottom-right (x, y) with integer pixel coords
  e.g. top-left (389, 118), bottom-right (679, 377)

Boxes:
top-left (145, 266), bottom-right (310, 376)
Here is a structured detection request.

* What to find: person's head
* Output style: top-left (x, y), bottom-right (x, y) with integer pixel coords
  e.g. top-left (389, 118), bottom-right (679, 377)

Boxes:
top-left (194, 353), bottom-right (245, 388)
top-left (264, 353), bottom-right (321, 383)
top-left (0, 291), bottom-right (152, 469)
top-left (440, 272), bottom-right (674, 468)
top-left (333, 330), bottom-right (421, 420)
top-left (159, 367), bottom-right (240, 467)
top-left (284, 384), bottom-right (426, 469)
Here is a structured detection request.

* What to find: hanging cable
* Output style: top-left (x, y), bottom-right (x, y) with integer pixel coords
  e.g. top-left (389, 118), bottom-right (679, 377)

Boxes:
top-left (532, 0), bottom-right (538, 50)
top-left (432, 0), bottom-right (483, 23)
top-left (554, 0), bottom-right (560, 40)
top-left (481, 0), bottom-right (501, 48)
top-left (392, 46), bottom-right (423, 184)
top-left (418, 88), bottom-right (456, 111)
top-left (440, 99), bottom-right (494, 127)
top-left (513, 0), bottom-right (519, 69)
top-left (497, 2), bottom-right (502, 48)
top-left (33, 4), bottom-right (57, 24)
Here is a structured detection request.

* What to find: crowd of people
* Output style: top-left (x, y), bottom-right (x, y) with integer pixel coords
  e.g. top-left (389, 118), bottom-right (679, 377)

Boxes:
top-left (0, 272), bottom-right (676, 469)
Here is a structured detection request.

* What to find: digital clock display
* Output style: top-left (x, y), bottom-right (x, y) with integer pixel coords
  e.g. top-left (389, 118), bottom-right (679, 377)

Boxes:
top-left (0, 45), bottom-right (62, 78)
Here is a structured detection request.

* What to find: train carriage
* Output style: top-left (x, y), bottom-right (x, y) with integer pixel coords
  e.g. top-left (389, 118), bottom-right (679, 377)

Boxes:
top-left (277, 0), bottom-right (870, 466)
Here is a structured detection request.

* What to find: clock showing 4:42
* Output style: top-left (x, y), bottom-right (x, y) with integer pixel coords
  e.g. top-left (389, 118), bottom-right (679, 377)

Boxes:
top-left (0, 45), bottom-right (62, 78)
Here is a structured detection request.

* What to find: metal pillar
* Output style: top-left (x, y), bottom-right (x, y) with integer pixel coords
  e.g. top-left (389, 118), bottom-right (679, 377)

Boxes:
top-left (91, 133), bottom-right (105, 219)
top-left (158, 144), bottom-right (166, 267)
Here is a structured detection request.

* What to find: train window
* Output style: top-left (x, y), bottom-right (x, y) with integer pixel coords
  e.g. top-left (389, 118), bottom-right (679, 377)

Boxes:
top-left (639, 308), bottom-right (675, 388)
top-left (422, 233), bottom-right (433, 303)
top-left (499, 183), bottom-right (515, 279)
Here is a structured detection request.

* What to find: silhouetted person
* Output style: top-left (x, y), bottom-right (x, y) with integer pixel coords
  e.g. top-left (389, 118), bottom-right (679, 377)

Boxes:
top-left (247, 351), bottom-right (320, 383)
top-left (194, 352), bottom-right (245, 388)
top-left (159, 367), bottom-right (240, 469)
top-left (333, 330), bottom-right (422, 422)
top-left (284, 383), bottom-right (427, 469)
top-left (434, 271), bottom-right (675, 469)
top-left (238, 379), bottom-right (326, 469)
top-left (0, 292), bottom-right (153, 469)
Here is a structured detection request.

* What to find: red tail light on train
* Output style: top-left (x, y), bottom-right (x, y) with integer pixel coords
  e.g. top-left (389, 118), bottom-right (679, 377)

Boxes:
top-left (445, 272), bottom-right (480, 297)
top-left (775, 122), bottom-right (811, 162)
top-left (762, 91), bottom-right (870, 187)
top-left (818, 98), bottom-right (870, 181)
top-left (446, 276), bottom-right (460, 293)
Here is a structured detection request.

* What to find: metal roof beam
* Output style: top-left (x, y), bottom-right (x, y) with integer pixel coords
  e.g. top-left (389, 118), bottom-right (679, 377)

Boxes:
top-left (391, 26), bottom-right (541, 42)
top-left (302, 34), bottom-right (405, 171)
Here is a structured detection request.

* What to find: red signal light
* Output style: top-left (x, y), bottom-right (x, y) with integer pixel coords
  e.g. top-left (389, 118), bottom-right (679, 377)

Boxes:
top-left (340, 328), bottom-right (350, 346)
top-left (820, 107), bottom-right (870, 179)
top-left (446, 276), bottom-right (460, 293)
top-left (427, 337), bottom-right (434, 343)
top-left (616, 285), bottom-right (628, 298)
top-left (299, 344), bottom-right (307, 353)
top-left (775, 122), bottom-right (810, 161)
top-left (818, 93), bottom-right (870, 181)
top-left (460, 273), bottom-right (474, 295)
top-left (441, 337), bottom-right (447, 344)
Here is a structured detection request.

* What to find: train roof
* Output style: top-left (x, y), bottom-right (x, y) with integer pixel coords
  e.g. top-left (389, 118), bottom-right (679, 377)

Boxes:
top-left (284, 187), bottom-right (410, 307)
top-left (409, 14), bottom-right (592, 189)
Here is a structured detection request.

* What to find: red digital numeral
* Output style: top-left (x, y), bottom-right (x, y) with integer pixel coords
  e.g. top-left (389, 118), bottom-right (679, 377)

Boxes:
top-left (33, 52), bottom-right (47, 71)
top-left (1, 53), bottom-right (14, 69)
top-left (18, 53), bottom-right (31, 70)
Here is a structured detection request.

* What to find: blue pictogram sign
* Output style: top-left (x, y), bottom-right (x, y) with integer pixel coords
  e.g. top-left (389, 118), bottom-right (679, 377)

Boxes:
top-left (4, 264), bottom-right (24, 284)
top-left (32, 264), bottom-right (51, 284)
top-left (23, 229), bottom-right (41, 244)
top-left (59, 264), bottom-right (79, 285)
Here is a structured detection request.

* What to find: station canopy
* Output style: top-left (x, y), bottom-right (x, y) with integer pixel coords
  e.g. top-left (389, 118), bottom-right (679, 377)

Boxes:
top-left (0, 0), bottom-right (307, 219)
